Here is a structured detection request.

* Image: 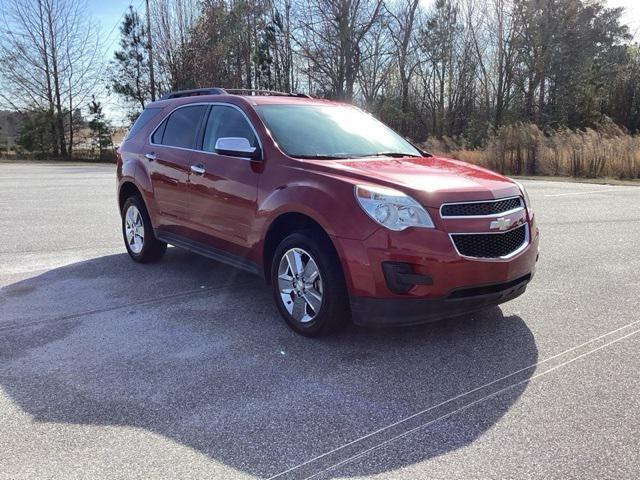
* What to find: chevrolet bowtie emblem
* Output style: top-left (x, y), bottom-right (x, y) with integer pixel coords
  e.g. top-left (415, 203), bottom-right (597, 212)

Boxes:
top-left (490, 217), bottom-right (512, 231)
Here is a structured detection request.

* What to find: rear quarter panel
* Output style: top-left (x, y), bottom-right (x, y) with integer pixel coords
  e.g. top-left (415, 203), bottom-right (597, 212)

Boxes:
top-left (117, 108), bottom-right (170, 227)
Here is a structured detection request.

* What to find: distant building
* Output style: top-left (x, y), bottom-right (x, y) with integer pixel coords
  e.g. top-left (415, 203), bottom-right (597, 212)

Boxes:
top-left (0, 110), bottom-right (21, 151)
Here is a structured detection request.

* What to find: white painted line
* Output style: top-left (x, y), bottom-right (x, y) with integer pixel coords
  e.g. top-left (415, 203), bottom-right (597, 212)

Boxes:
top-left (543, 187), bottom-right (640, 197)
top-left (267, 318), bottom-right (640, 480)
top-left (300, 327), bottom-right (640, 479)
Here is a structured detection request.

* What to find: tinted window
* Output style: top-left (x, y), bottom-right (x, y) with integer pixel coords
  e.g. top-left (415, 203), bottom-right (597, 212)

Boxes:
top-left (125, 107), bottom-right (161, 140)
top-left (151, 120), bottom-right (166, 144)
top-left (158, 105), bottom-right (206, 148)
top-left (202, 106), bottom-right (257, 153)
top-left (255, 104), bottom-right (420, 158)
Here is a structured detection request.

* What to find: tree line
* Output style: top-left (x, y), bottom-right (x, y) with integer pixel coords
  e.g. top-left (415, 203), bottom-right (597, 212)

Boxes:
top-left (0, 0), bottom-right (107, 159)
top-left (1, 0), bottom-right (639, 163)
top-left (111, 0), bottom-right (639, 147)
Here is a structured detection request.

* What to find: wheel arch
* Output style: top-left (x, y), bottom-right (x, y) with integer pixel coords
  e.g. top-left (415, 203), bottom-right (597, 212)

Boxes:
top-left (262, 211), bottom-right (342, 284)
top-left (118, 181), bottom-right (144, 212)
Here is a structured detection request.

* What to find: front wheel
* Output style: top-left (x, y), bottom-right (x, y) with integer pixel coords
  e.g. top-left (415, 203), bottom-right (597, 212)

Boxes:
top-left (121, 196), bottom-right (167, 263)
top-left (271, 232), bottom-right (350, 336)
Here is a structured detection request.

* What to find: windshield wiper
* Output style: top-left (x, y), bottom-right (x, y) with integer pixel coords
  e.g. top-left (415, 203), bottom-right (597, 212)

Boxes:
top-left (292, 152), bottom-right (421, 160)
top-left (366, 152), bottom-right (421, 158)
top-left (292, 154), bottom-right (352, 160)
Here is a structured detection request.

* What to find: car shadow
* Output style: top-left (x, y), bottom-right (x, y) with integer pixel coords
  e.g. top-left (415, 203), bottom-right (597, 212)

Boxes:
top-left (0, 249), bottom-right (538, 478)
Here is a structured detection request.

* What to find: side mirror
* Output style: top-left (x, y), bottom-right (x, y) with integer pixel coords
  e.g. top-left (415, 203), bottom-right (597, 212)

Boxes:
top-left (214, 137), bottom-right (260, 159)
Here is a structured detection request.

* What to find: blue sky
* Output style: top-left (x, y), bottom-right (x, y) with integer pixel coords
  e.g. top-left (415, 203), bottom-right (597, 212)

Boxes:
top-left (93, 0), bottom-right (142, 50)
top-left (92, 0), bottom-right (141, 57)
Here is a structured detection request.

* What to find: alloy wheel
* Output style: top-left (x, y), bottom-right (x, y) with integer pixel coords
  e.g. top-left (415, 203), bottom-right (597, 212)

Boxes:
top-left (277, 247), bottom-right (323, 323)
top-left (124, 205), bottom-right (145, 254)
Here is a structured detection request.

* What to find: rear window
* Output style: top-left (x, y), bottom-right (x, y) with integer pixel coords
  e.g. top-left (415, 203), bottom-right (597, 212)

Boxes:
top-left (125, 107), bottom-right (161, 140)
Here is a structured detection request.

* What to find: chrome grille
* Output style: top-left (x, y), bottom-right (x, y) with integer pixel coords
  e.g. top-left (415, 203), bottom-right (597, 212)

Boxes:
top-left (441, 197), bottom-right (523, 217)
top-left (451, 224), bottom-right (528, 259)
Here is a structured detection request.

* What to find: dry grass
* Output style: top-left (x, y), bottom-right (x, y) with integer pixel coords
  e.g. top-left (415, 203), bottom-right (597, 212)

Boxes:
top-left (424, 123), bottom-right (640, 180)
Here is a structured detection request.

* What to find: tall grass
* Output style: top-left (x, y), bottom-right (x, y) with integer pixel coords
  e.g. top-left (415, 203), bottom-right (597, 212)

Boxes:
top-left (424, 122), bottom-right (640, 180)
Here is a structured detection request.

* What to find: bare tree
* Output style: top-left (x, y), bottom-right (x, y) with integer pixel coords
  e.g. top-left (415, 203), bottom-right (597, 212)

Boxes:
top-left (357, 16), bottom-right (393, 107)
top-left (419, 0), bottom-right (460, 136)
top-left (61, 0), bottom-right (101, 157)
top-left (0, 0), bottom-right (100, 159)
top-left (386, 0), bottom-right (422, 131)
top-left (295, 0), bottom-right (384, 100)
top-left (151, 0), bottom-right (200, 90)
top-left (467, 0), bottom-right (520, 129)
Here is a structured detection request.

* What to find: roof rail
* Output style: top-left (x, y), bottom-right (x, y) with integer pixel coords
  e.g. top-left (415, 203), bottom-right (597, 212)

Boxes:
top-left (225, 88), bottom-right (310, 98)
top-left (158, 87), bottom-right (312, 101)
top-left (159, 88), bottom-right (227, 100)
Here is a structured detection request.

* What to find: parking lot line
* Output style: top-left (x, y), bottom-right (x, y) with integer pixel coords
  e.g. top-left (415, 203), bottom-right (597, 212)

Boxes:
top-left (268, 318), bottom-right (640, 480)
top-left (543, 187), bottom-right (638, 197)
top-left (299, 327), bottom-right (640, 480)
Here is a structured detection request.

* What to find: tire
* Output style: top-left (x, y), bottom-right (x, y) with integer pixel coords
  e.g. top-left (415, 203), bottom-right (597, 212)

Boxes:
top-left (271, 231), bottom-right (350, 336)
top-left (121, 195), bottom-right (167, 263)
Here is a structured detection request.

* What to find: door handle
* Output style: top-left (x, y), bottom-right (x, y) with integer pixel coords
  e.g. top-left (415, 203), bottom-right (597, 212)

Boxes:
top-left (145, 152), bottom-right (156, 161)
top-left (190, 164), bottom-right (206, 175)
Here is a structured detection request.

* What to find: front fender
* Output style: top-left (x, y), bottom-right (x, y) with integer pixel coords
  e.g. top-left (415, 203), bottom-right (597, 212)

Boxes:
top-left (254, 179), bottom-right (380, 292)
top-left (257, 178), bottom-right (379, 242)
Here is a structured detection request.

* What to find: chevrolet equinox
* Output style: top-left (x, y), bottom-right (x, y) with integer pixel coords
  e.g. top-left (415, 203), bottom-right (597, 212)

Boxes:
top-left (116, 88), bottom-right (539, 336)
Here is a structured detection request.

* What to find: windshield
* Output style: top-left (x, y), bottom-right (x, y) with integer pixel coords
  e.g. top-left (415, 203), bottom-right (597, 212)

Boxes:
top-left (255, 104), bottom-right (421, 159)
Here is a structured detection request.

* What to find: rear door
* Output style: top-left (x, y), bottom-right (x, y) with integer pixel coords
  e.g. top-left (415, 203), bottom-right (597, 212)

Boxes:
top-left (186, 104), bottom-right (261, 256)
top-left (147, 105), bottom-right (207, 230)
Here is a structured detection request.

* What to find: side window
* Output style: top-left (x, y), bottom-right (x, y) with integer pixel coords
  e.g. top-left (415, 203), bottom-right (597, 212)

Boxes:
top-left (125, 107), bottom-right (161, 140)
top-left (156, 105), bottom-right (206, 148)
top-left (151, 120), bottom-right (166, 144)
top-left (202, 106), bottom-right (258, 153)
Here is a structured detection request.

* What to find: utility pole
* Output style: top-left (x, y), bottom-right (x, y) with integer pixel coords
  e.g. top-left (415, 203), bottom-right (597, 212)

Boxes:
top-left (145, 0), bottom-right (156, 101)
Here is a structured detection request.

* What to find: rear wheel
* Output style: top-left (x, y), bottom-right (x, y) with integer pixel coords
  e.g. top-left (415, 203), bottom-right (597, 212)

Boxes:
top-left (271, 232), bottom-right (350, 336)
top-left (121, 196), bottom-right (166, 263)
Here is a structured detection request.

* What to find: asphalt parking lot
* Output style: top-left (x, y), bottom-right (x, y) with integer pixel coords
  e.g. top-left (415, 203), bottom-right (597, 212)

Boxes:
top-left (1, 162), bottom-right (639, 479)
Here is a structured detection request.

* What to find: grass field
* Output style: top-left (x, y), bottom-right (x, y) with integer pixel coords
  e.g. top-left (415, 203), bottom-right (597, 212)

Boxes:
top-left (425, 122), bottom-right (640, 181)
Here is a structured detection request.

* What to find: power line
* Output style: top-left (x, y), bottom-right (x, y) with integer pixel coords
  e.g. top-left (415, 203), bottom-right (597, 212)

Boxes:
top-left (103, 0), bottom-right (146, 56)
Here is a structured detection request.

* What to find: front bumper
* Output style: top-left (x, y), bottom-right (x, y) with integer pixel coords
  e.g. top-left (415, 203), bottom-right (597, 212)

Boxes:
top-left (330, 212), bottom-right (539, 326)
top-left (334, 218), bottom-right (539, 297)
top-left (350, 272), bottom-right (532, 327)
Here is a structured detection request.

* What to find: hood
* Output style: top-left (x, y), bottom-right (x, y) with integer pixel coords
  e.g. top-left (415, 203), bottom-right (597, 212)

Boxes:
top-left (304, 155), bottom-right (520, 207)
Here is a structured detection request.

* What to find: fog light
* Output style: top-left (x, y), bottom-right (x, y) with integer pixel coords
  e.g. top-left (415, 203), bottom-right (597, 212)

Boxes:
top-left (382, 262), bottom-right (433, 294)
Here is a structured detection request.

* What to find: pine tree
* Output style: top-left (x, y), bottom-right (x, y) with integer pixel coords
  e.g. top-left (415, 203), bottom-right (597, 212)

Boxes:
top-left (88, 97), bottom-right (113, 161)
top-left (111, 7), bottom-right (153, 121)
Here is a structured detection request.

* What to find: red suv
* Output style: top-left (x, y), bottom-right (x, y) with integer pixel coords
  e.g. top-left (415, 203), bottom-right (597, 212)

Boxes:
top-left (116, 88), bottom-right (539, 336)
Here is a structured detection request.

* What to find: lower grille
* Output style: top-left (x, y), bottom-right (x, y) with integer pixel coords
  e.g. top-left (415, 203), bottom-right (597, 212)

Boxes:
top-left (447, 274), bottom-right (531, 299)
top-left (451, 224), bottom-right (528, 259)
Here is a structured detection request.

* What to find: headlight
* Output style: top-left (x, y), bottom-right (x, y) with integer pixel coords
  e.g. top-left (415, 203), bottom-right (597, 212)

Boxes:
top-left (512, 180), bottom-right (532, 212)
top-left (355, 185), bottom-right (435, 231)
